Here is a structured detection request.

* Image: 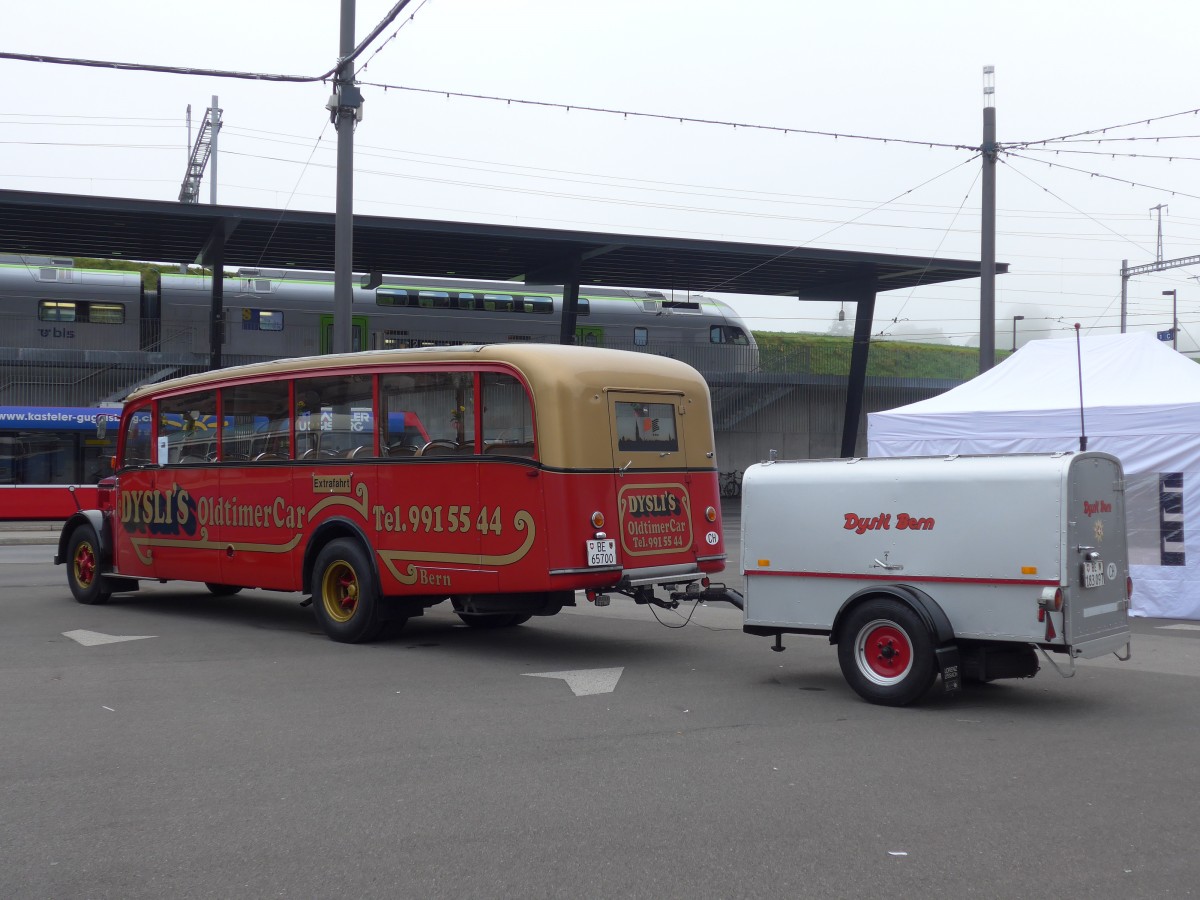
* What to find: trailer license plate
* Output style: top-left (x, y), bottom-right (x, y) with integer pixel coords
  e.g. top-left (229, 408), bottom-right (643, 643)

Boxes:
top-left (587, 539), bottom-right (617, 567)
top-left (1082, 559), bottom-right (1104, 588)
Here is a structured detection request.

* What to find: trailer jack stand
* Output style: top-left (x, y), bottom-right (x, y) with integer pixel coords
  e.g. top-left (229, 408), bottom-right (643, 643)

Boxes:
top-left (771, 633), bottom-right (785, 653)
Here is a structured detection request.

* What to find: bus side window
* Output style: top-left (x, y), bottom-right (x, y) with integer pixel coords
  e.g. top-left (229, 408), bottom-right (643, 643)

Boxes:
top-left (294, 373), bottom-right (377, 460)
top-left (222, 381), bottom-right (291, 462)
top-left (120, 406), bottom-right (153, 468)
top-left (481, 372), bottom-right (535, 458)
top-left (380, 371), bottom-right (475, 455)
top-left (158, 390), bottom-right (218, 463)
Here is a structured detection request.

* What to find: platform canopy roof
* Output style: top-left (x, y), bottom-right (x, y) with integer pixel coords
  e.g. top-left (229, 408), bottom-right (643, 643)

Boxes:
top-left (0, 189), bottom-right (1004, 299)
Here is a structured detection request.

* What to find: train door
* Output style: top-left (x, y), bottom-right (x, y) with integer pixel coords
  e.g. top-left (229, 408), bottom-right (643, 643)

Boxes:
top-left (576, 324), bottom-right (604, 347)
top-left (318, 314), bottom-right (369, 353)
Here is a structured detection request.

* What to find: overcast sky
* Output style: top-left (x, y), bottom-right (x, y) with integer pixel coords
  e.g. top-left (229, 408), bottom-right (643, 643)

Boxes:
top-left (2, 0), bottom-right (1198, 351)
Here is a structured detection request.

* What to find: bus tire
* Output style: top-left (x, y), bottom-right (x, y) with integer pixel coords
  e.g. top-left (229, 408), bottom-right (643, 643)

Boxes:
top-left (67, 524), bottom-right (111, 606)
top-left (837, 598), bottom-right (937, 707)
top-left (312, 539), bottom-right (384, 643)
top-left (457, 613), bottom-right (531, 629)
top-left (204, 583), bottom-right (243, 597)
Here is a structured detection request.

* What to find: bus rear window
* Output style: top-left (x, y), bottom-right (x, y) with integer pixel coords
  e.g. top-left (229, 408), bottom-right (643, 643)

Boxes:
top-left (615, 401), bottom-right (678, 452)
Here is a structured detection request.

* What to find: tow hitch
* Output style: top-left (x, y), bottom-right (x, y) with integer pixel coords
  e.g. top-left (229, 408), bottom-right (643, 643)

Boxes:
top-left (668, 582), bottom-right (745, 610)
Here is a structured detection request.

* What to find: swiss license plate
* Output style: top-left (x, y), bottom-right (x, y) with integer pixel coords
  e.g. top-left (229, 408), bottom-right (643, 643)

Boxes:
top-left (587, 539), bottom-right (617, 567)
top-left (1082, 559), bottom-right (1104, 588)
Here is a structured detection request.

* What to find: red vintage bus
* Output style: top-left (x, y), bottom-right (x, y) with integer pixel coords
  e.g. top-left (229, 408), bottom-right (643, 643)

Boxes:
top-left (56, 344), bottom-right (728, 641)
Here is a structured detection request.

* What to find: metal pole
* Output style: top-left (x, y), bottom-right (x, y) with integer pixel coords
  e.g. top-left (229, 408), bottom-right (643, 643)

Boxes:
top-left (980, 67), bottom-right (997, 373)
top-left (332, 0), bottom-right (357, 355)
top-left (209, 96), bottom-right (219, 205)
top-left (1120, 259), bottom-right (1128, 333)
top-left (1011, 314), bottom-right (1024, 351)
top-left (1164, 290), bottom-right (1178, 349)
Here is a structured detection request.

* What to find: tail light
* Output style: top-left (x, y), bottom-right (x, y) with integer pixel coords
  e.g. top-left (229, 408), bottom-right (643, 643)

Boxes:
top-left (1126, 576), bottom-right (1134, 601)
top-left (1038, 587), bottom-right (1063, 612)
top-left (705, 506), bottom-right (717, 523)
top-left (590, 511), bottom-right (605, 529)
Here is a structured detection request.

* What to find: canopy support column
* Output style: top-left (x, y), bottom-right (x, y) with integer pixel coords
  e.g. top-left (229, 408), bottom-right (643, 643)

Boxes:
top-left (840, 278), bottom-right (878, 458)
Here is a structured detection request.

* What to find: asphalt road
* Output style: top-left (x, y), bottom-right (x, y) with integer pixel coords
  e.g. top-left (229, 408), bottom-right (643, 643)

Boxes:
top-left (3, 515), bottom-right (1200, 899)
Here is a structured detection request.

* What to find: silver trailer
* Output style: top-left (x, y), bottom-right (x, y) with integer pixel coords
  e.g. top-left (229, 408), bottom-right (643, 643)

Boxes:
top-left (735, 452), bottom-right (1132, 706)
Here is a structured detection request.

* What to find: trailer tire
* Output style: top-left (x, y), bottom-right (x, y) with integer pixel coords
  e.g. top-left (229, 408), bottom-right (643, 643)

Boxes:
top-left (311, 539), bottom-right (384, 643)
top-left (66, 524), bottom-right (111, 606)
top-left (838, 599), bottom-right (937, 706)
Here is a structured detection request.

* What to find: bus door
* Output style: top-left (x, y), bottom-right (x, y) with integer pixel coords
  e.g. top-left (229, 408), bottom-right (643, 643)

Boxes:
top-left (607, 392), bottom-right (695, 563)
top-left (150, 392), bottom-right (222, 585)
top-left (318, 314), bottom-right (369, 354)
top-left (110, 406), bottom-right (157, 579)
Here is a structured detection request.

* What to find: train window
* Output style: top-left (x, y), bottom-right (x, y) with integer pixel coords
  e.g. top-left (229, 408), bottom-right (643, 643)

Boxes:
top-left (38, 300), bottom-right (126, 324)
top-left (521, 296), bottom-right (553, 314)
top-left (242, 309), bottom-right (284, 332)
top-left (418, 291), bottom-right (451, 309)
top-left (456, 293), bottom-right (478, 310)
top-left (376, 289), bottom-right (413, 307)
top-left (221, 381), bottom-right (291, 462)
top-left (483, 294), bottom-right (514, 312)
top-left (576, 298), bottom-right (591, 317)
top-left (39, 301), bottom-right (75, 322)
top-left (710, 325), bottom-right (750, 345)
top-left (634, 327), bottom-right (648, 347)
top-left (159, 391), bottom-right (219, 464)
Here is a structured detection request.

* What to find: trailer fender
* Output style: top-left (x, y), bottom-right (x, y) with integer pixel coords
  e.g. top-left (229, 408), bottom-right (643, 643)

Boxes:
top-left (832, 584), bottom-right (961, 693)
top-left (55, 510), bottom-right (109, 567)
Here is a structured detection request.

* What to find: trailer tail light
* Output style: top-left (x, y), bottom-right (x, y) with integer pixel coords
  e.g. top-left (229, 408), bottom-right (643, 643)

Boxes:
top-left (1038, 587), bottom-right (1063, 612)
top-left (705, 506), bottom-right (717, 523)
top-left (1126, 576), bottom-right (1134, 601)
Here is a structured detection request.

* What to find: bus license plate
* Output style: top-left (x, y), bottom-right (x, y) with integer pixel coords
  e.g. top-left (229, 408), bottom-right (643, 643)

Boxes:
top-left (1082, 559), bottom-right (1104, 588)
top-left (587, 539), bottom-right (616, 567)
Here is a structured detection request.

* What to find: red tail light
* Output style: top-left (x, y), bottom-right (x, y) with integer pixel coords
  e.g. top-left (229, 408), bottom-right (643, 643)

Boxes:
top-left (1126, 576), bottom-right (1134, 601)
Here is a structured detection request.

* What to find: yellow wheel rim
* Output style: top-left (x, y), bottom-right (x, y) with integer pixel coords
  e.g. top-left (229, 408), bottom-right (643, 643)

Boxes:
top-left (73, 541), bottom-right (97, 589)
top-left (321, 561), bottom-right (359, 624)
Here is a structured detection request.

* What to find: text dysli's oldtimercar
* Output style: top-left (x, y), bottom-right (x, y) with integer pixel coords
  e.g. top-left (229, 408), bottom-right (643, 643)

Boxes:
top-left (56, 344), bottom-right (727, 641)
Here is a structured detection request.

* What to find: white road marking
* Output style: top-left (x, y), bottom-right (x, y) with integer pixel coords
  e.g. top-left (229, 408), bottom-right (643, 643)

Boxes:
top-left (62, 629), bottom-right (156, 647)
top-left (524, 667), bottom-right (624, 696)
top-left (1157, 624), bottom-right (1200, 631)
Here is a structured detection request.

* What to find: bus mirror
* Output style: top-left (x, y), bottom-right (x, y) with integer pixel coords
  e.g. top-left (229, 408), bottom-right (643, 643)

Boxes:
top-left (95, 415), bottom-right (108, 440)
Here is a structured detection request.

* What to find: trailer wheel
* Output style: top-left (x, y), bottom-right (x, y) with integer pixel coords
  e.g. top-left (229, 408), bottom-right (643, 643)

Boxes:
top-left (838, 599), bottom-right (937, 706)
top-left (204, 583), bottom-right (243, 597)
top-left (311, 539), bottom-right (383, 643)
top-left (67, 524), bottom-right (111, 606)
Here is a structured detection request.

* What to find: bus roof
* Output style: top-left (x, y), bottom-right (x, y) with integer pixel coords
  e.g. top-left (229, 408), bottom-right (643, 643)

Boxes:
top-left (124, 344), bottom-right (709, 403)
top-left (124, 345), bottom-right (716, 470)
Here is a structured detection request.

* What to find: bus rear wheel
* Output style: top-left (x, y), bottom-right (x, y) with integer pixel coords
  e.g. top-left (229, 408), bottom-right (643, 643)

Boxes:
top-left (837, 598), bottom-right (937, 707)
top-left (312, 539), bottom-right (384, 643)
top-left (204, 583), bottom-right (243, 597)
top-left (67, 524), bottom-right (111, 606)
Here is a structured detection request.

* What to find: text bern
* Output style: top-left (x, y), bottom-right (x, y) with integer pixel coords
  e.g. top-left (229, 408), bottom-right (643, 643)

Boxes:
top-left (843, 512), bottom-right (935, 535)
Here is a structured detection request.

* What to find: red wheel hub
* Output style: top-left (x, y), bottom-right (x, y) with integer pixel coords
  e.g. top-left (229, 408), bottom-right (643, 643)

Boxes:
top-left (863, 624), bottom-right (911, 678)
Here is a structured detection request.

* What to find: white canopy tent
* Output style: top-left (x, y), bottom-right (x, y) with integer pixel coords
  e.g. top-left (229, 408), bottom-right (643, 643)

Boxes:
top-left (868, 333), bottom-right (1200, 619)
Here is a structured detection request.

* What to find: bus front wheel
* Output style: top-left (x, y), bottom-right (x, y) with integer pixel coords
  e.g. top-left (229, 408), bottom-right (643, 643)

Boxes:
top-left (67, 524), bottom-right (111, 606)
top-left (312, 539), bottom-right (384, 643)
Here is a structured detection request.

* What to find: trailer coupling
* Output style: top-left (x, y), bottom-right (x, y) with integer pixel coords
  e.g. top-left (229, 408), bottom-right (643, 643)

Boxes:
top-left (668, 583), bottom-right (744, 611)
